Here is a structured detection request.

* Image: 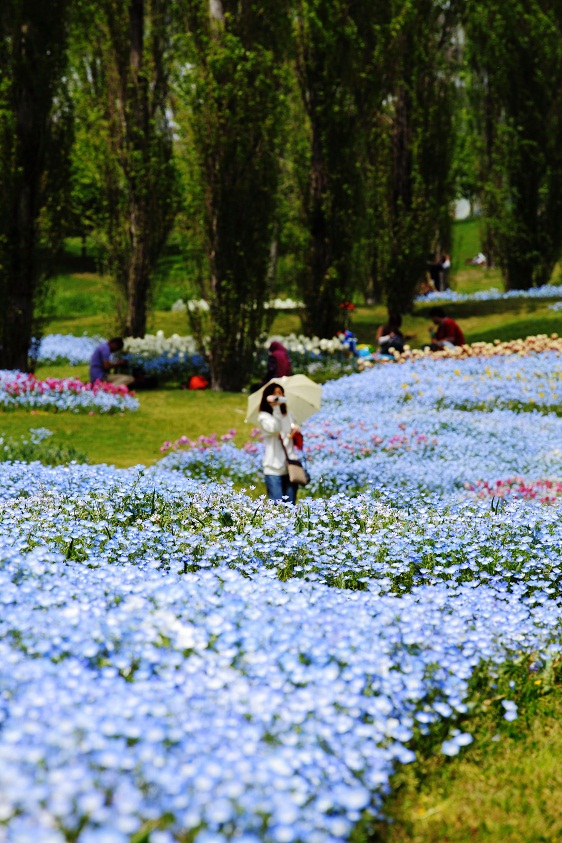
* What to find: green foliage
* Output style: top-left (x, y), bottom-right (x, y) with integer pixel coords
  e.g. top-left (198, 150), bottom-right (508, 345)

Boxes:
top-left (465, 0), bottom-right (562, 290)
top-left (0, 429), bottom-right (87, 466)
top-left (373, 0), bottom-right (459, 316)
top-left (294, 0), bottom-right (392, 336)
top-left (0, 0), bottom-right (71, 370)
top-left (269, 74), bottom-right (311, 300)
top-left (0, 383), bottom-right (249, 468)
top-left (177, 0), bottom-right (292, 391)
top-left (373, 680), bottom-right (562, 842)
top-left (69, 0), bottom-right (180, 337)
top-left (6, 0), bottom-right (562, 360)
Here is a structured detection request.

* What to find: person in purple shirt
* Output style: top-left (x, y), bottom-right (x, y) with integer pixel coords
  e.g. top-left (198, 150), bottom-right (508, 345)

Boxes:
top-left (89, 338), bottom-right (134, 386)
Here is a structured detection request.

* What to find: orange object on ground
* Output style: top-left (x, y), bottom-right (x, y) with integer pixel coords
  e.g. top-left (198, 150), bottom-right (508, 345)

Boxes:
top-left (188, 375), bottom-right (209, 390)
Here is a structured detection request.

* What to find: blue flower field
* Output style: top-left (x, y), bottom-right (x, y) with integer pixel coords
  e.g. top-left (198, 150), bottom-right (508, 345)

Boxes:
top-left (2, 349), bottom-right (562, 842)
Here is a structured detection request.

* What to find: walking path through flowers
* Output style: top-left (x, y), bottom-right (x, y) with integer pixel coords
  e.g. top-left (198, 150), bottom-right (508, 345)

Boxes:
top-left (2, 342), bottom-right (562, 842)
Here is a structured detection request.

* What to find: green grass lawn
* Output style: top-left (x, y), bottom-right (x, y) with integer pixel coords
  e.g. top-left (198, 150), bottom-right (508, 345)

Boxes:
top-left (44, 306), bottom-right (193, 339)
top-left (333, 299), bottom-right (562, 349)
top-left (42, 220), bottom-right (562, 349)
top-left (44, 220), bottom-right (492, 342)
top-left (450, 217), bottom-right (482, 272)
top-left (23, 217), bottom-right (562, 469)
top-left (29, 292), bottom-right (562, 471)
top-left (372, 688), bottom-right (562, 842)
top-left (2, 374), bottom-right (249, 468)
top-left (42, 296), bottom-right (562, 352)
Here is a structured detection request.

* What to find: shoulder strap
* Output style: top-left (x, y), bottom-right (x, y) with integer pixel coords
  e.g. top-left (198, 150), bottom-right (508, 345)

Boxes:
top-left (279, 432), bottom-right (308, 469)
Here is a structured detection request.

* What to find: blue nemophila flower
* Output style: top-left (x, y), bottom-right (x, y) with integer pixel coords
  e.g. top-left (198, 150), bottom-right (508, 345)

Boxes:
top-left (0, 349), bottom-right (561, 839)
top-left (0, 494), bottom-right (560, 841)
top-left (417, 286), bottom-right (562, 305)
top-left (142, 351), bottom-right (562, 495)
top-left (440, 732), bottom-right (473, 757)
top-left (501, 700), bottom-right (518, 722)
top-left (31, 334), bottom-right (104, 366)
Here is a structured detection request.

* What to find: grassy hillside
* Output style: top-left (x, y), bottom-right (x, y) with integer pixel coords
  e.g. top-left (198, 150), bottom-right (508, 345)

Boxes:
top-left (41, 222), bottom-right (562, 349)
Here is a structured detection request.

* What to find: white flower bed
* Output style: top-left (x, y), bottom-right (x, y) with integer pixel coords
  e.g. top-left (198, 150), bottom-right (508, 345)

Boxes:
top-left (264, 297), bottom-right (304, 310)
top-left (171, 297), bottom-right (304, 312)
top-left (123, 331), bottom-right (199, 357)
top-left (264, 333), bottom-right (345, 355)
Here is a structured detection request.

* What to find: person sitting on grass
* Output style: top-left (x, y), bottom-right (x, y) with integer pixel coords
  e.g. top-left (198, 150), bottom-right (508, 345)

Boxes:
top-left (376, 314), bottom-right (405, 355)
top-left (89, 338), bottom-right (134, 387)
top-left (428, 307), bottom-right (466, 350)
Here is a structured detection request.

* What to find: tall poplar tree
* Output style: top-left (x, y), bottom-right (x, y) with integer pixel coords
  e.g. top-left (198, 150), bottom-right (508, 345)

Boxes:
top-left (71, 0), bottom-right (179, 336)
top-left (0, 0), bottom-right (71, 371)
top-left (374, 0), bottom-right (459, 316)
top-left (294, 0), bottom-right (391, 337)
top-left (179, 0), bottom-right (291, 391)
top-left (465, 0), bottom-right (562, 289)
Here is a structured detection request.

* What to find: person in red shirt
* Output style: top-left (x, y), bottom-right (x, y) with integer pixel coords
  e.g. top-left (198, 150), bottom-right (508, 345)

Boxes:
top-left (428, 307), bottom-right (465, 349)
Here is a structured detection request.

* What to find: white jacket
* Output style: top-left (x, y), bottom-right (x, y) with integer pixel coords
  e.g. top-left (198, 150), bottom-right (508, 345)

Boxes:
top-left (258, 407), bottom-right (298, 475)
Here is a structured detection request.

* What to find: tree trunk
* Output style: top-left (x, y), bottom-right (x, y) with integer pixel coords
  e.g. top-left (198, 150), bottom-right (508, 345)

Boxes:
top-left (0, 19), bottom-right (43, 371)
top-left (183, 0), bottom-right (289, 390)
top-left (302, 114), bottom-right (334, 337)
top-left (506, 256), bottom-right (534, 290)
top-left (125, 246), bottom-right (149, 336)
top-left (383, 86), bottom-right (419, 316)
top-left (94, 0), bottom-right (176, 339)
top-left (1, 294), bottom-right (34, 371)
top-left (1, 160), bottom-right (36, 369)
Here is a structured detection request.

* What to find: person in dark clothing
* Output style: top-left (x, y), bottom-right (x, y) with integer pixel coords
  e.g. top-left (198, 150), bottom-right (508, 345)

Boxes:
top-left (440, 253), bottom-right (451, 290)
top-left (376, 314), bottom-right (405, 355)
top-left (266, 341), bottom-right (292, 380)
top-left (427, 253), bottom-right (442, 290)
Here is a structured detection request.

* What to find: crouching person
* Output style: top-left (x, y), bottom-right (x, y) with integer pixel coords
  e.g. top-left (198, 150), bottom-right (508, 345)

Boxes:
top-left (89, 338), bottom-right (134, 387)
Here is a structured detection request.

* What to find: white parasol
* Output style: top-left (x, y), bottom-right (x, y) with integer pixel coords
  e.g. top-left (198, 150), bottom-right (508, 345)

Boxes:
top-left (245, 375), bottom-right (322, 425)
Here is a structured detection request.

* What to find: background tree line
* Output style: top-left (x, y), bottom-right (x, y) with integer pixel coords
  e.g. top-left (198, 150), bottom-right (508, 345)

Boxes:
top-left (1, 0), bottom-right (562, 388)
